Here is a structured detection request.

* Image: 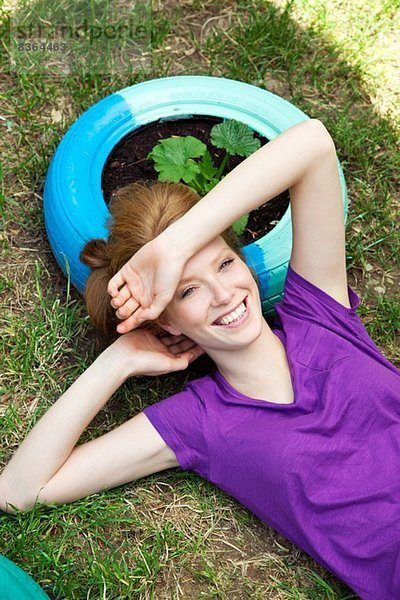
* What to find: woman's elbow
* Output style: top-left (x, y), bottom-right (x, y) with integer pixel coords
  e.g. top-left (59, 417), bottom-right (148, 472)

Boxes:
top-left (307, 118), bottom-right (336, 153)
top-left (0, 495), bottom-right (28, 514)
top-left (0, 481), bottom-right (39, 514)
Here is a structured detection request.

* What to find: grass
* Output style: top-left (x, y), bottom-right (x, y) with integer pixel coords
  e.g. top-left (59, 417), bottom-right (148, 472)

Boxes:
top-left (0, 0), bottom-right (399, 597)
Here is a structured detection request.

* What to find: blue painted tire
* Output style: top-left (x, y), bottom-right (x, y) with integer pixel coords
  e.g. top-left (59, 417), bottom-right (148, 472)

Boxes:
top-left (44, 75), bottom-right (348, 313)
top-left (0, 555), bottom-right (50, 599)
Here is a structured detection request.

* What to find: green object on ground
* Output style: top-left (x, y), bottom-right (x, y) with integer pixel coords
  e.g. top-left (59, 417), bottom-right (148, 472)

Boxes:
top-left (0, 554), bottom-right (50, 599)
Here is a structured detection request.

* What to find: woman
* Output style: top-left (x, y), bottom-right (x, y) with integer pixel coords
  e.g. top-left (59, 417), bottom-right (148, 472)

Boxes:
top-left (0, 120), bottom-right (399, 598)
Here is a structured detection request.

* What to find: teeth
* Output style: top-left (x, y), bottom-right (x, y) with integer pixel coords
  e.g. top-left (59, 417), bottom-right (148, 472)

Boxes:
top-left (215, 302), bottom-right (246, 326)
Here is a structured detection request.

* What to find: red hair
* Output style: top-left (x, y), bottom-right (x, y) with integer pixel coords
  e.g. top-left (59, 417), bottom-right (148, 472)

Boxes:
top-left (80, 181), bottom-right (244, 344)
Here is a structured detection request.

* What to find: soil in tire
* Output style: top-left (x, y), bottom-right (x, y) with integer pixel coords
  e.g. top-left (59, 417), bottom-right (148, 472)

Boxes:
top-left (102, 116), bottom-right (290, 246)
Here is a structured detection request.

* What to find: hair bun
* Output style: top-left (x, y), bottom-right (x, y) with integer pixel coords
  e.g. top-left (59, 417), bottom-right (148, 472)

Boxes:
top-left (80, 239), bottom-right (111, 269)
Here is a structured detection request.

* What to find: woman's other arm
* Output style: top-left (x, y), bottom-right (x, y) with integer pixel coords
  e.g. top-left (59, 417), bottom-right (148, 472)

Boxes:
top-left (0, 347), bottom-right (131, 512)
top-left (0, 332), bottom-right (201, 513)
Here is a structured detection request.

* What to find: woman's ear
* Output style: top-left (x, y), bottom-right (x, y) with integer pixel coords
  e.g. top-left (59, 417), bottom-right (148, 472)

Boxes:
top-left (157, 316), bottom-right (182, 337)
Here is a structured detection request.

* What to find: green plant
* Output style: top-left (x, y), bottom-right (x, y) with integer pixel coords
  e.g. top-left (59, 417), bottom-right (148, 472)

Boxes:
top-left (147, 119), bottom-right (261, 235)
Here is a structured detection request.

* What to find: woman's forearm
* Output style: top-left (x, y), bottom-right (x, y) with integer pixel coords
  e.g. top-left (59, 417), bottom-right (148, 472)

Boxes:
top-left (0, 346), bottom-right (130, 510)
top-left (163, 119), bottom-right (334, 258)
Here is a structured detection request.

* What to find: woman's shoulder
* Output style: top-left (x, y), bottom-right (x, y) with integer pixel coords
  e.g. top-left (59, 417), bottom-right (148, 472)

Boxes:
top-left (274, 264), bottom-right (360, 329)
top-left (274, 266), bottom-right (399, 374)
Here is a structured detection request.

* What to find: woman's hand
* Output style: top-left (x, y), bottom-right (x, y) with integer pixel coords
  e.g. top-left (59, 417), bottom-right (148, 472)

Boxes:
top-left (107, 233), bottom-right (187, 334)
top-left (110, 329), bottom-right (205, 378)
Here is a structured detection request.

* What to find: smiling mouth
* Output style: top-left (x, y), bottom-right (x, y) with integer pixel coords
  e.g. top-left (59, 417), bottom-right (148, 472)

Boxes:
top-left (212, 297), bottom-right (248, 326)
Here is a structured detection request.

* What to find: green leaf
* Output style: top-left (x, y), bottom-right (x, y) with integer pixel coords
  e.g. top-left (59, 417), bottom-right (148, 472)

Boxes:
top-left (197, 150), bottom-right (218, 180)
top-left (232, 214), bottom-right (249, 235)
top-left (211, 119), bottom-right (261, 157)
top-left (147, 136), bottom-right (207, 184)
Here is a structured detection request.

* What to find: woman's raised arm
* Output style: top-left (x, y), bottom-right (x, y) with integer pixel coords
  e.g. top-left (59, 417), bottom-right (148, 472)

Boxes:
top-left (167, 119), bottom-right (335, 258)
top-left (109, 119), bottom-right (344, 331)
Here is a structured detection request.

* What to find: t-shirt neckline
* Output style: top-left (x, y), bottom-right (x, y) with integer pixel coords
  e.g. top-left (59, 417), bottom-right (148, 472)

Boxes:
top-left (214, 369), bottom-right (296, 409)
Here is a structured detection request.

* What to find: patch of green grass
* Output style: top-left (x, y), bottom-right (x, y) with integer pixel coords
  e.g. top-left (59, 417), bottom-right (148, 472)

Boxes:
top-left (271, 565), bottom-right (352, 599)
top-left (1, 260), bottom-right (86, 393)
top-left (358, 294), bottom-right (400, 358)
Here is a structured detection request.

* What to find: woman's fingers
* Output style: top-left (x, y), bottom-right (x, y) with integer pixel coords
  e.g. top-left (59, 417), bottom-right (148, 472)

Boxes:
top-left (157, 334), bottom-right (194, 356)
top-left (115, 297), bottom-right (140, 320)
top-left (159, 334), bottom-right (204, 362)
top-left (175, 344), bottom-right (204, 361)
top-left (120, 286), bottom-right (175, 326)
top-left (110, 284), bottom-right (131, 308)
top-left (175, 346), bottom-right (205, 369)
top-left (159, 334), bottom-right (188, 348)
top-left (115, 303), bottom-right (154, 334)
top-left (108, 265), bottom-right (151, 308)
top-left (169, 339), bottom-right (197, 355)
top-left (134, 293), bottom-right (173, 324)
top-left (116, 313), bottom-right (142, 334)
top-left (112, 288), bottom-right (176, 334)
top-left (157, 335), bottom-right (204, 362)
top-left (107, 271), bottom-right (127, 299)
top-left (189, 345), bottom-right (205, 360)
top-left (167, 350), bottom-right (196, 372)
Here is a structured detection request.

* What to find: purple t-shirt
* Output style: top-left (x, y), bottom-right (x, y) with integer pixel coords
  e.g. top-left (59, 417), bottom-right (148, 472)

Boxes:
top-left (143, 265), bottom-right (400, 599)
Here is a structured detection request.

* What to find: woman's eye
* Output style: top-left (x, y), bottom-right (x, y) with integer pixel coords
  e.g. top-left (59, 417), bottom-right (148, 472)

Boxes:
top-left (181, 286), bottom-right (196, 298)
top-left (220, 258), bottom-right (235, 270)
top-left (180, 259), bottom-right (234, 298)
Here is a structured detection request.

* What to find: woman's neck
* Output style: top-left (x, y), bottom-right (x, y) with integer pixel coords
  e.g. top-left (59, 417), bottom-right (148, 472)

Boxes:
top-left (208, 321), bottom-right (293, 402)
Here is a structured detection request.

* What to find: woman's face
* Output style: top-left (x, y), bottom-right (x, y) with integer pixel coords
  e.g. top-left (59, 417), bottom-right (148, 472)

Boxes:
top-left (159, 237), bottom-right (264, 352)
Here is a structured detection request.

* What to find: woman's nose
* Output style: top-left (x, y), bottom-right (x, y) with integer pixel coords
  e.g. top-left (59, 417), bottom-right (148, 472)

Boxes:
top-left (211, 281), bottom-right (233, 305)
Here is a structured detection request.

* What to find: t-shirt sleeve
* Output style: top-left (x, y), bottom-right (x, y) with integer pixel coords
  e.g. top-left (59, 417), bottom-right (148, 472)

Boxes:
top-left (143, 384), bottom-right (208, 477)
top-left (274, 264), bottom-right (360, 329)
